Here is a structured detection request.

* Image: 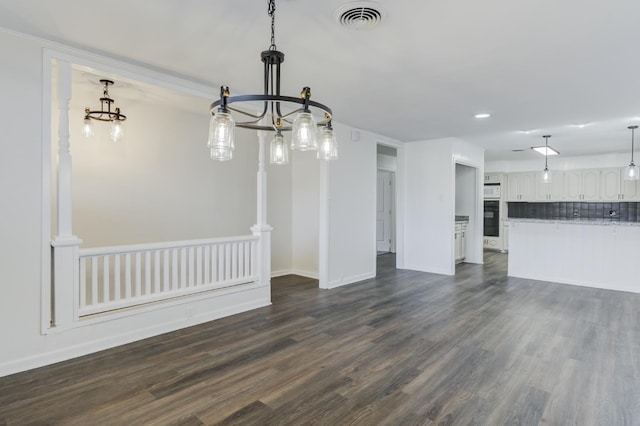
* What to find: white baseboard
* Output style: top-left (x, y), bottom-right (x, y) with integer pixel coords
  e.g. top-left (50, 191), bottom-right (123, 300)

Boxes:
top-left (0, 297), bottom-right (270, 378)
top-left (324, 271), bottom-right (375, 289)
top-left (290, 269), bottom-right (319, 280)
top-left (404, 263), bottom-right (454, 276)
top-left (508, 271), bottom-right (640, 294)
top-left (271, 269), bottom-right (291, 278)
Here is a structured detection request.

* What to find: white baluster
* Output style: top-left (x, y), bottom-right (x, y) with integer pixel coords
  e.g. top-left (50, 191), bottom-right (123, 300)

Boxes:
top-left (114, 255), bottom-right (121, 300)
top-left (103, 255), bottom-right (110, 304)
top-left (79, 257), bottom-right (87, 309)
top-left (145, 251), bottom-right (151, 296)
top-left (125, 254), bottom-right (132, 299)
top-left (91, 257), bottom-right (98, 306)
top-left (154, 250), bottom-right (161, 294)
top-left (204, 245), bottom-right (210, 285)
top-left (135, 252), bottom-right (142, 297)
top-left (172, 249), bottom-right (178, 291)
top-left (188, 247), bottom-right (195, 287)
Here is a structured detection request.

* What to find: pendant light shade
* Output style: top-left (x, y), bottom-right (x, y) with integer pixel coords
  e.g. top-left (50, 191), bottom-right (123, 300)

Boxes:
top-left (624, 125), bottom-right (639, 181)
top-left (270, 131), bottom-right (289, 165)
top-left (207, 111), bottom-right (235, 161)
top-left (291, 111), bottom-right (318, 151)
top-left (539, 135), bottom-right (552, 183)
top-left (110, 118), bottom-right (124, 142)
top-left (317, 125), bottom-right (338, 160)
top-left (81, 118), bottom-right (94, 137)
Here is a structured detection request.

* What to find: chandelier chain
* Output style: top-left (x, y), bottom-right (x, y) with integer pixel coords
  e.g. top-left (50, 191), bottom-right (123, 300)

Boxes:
top-left (268, 0), bottom-right (276, 50)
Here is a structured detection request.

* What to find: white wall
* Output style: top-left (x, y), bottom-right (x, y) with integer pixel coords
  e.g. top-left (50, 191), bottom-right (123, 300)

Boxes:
top-left (403, 137), bottom-right (484, 274)
top-left (0, 31), bottom-right (45, 376)
top-left (68, 72), bottom-right (258, 247)
top-left (321, 124), bottom-right (398, 288)
top-left (291, 149), bottom-right (320, 278)
top-left (267, 160), bottom-right (292, 276)
top-left (486, 152), bottom-right (630, 173)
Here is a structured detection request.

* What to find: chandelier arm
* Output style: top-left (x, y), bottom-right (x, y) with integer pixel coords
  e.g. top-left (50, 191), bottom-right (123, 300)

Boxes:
top-left (632, 127), bottom-right (636, 164)
top-left (211, 95), bottom-right (332, 116)
top-left (225, 105), bottom-right (268, 120)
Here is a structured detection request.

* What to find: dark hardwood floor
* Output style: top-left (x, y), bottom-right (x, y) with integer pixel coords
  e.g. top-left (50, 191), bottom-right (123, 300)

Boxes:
top-left (1, 252), bottom-right (639, 425)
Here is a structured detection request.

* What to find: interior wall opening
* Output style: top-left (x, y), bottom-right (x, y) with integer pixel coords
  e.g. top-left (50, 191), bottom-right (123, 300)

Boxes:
top-left (376, 144), bottom-right (397, 269)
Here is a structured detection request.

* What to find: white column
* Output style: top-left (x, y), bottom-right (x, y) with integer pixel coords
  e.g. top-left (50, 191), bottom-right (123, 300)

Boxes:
top-left (250, 129), bottom-right (273, 300)
top-left (51, 60), bottom-right (82, 328)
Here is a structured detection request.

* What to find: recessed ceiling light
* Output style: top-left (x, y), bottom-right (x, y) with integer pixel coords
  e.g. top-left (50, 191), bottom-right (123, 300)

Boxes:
top-left (531, 146), bottom-right (559, 156)
top-left (475, 113), bottom-right (491, 119)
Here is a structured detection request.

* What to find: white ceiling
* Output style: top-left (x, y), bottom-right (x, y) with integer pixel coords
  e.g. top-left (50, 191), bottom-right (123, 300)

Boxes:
top-left (2, 0), bottom-right (640, 161)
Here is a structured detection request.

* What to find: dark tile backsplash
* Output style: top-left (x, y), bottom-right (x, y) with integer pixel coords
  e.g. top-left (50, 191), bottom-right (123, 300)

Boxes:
top-left (507, 202), bottom-right (640, 222)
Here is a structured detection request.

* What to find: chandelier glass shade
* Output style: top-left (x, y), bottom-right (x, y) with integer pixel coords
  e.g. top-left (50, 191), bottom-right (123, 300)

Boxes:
top-left (82, 79), bottom-right (127, 142)
top-left (208, 0), bottom-right (337, 165)
top-left (624, 125), bottom-right (639, 181)
top-left (539, 135), bottom-right (552, 183)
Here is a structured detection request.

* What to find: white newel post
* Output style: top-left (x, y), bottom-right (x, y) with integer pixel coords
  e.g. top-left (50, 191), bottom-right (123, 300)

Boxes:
top-left (250, 129), bottom-right (273, 299)
top-left (50, 60), bottom-right (82, 328)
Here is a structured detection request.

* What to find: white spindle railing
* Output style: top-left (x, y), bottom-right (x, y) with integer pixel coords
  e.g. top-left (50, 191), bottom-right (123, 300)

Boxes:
top-left (78, 236), bottom-right (259, 317)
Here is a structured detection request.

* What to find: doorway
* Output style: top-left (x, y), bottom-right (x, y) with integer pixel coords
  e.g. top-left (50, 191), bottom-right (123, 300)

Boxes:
top-left (376, 144), bottom-right (397, 256)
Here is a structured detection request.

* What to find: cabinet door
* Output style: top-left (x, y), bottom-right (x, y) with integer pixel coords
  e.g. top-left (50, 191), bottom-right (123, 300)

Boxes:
top-left (582, 169), bottom-right (600, 201)
top-left (621, 178), bottom-right (640, 201)
top-left (507, 173), bottom-right (520, 201)
top-left (564, 170), bottom-right (582, 201)
top-left (549, 172), bottom-right (564, 200)
top-left (600, 168), bottom-right (621, 201)
top-left (534, 176), bottom-right (550, 201)
top-left (519, 172), bottom-right (536, 201)
top-left (454, 228), bottom-right (462, 261)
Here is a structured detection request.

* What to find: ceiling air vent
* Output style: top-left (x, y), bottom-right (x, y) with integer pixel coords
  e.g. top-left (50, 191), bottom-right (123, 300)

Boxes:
top-left (335, 2), bottom-right (385, 30)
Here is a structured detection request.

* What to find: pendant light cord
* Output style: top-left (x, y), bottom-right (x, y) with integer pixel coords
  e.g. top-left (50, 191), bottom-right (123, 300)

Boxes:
top-left (544, 135), bottom-right (550, 169)
top-left (268, 0), bottom-right (277, 51)
top-left (632, 127), bottom-right (636, 165)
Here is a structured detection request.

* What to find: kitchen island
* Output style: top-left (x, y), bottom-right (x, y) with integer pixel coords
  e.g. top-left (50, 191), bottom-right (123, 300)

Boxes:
top-left (508, 219), bottom-right (640, 293)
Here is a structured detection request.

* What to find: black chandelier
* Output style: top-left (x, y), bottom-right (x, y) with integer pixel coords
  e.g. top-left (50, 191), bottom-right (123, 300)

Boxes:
top-left (207, 0), bottom-right (337, 164)
top-left (81, 79), bottom-right (127, 142)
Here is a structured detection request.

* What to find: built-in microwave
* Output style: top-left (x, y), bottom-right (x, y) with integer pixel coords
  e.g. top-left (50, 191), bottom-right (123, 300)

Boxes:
top-left (484, 183), bottom-right (501, 199)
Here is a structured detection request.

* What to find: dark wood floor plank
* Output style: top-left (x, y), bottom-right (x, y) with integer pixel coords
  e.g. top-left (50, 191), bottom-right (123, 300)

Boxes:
top-left (2, 252), bottom-right (640, 424)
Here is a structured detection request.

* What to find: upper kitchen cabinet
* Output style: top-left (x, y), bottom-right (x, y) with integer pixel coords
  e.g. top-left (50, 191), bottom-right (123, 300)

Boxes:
top-left (564, 169), bottom-right (600, 201)
top-left (534, 172), bottom-right (563, 201)
top-left (596, 167), bottom-right (639, 201)
top-left (507, 172), bottom-right (535, 201)
top-left (621, 174), bottom-right (640, 201)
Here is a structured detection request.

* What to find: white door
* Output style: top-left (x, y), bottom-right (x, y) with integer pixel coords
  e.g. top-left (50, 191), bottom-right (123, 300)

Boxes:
top-left (376, 170), bottom-right (393, 252)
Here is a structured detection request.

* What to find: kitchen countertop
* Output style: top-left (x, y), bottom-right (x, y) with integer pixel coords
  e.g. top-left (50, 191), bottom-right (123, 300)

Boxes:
top-left (507, 218), bottom-right (640, 226)
top-left (455, 215), bottom-right (469, 223)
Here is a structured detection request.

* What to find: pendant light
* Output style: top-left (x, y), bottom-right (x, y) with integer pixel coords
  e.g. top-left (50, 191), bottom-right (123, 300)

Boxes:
top-left (540, 135), bottom-right (552, 183)
top-left (82, 79), bottom-right (127, 142)
top-left (624, 125), bottom-right (639, 181)
top-left (208, 0), bottom-right (337, 165)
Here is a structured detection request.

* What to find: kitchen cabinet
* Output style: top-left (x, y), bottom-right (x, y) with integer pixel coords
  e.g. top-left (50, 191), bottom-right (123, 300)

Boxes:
top-left (534, 172), bottom-right (563, 201)
top-left (602, 167), bottom-right (640, 201)
top-left (621, 176), bottom-right (640, 201)
top-left (563, 169), bottom-right (599, 201)
top-left (484, 173), bottom-right (503, 184)
top-left (507, 172), bottom-right (535, 201)
top-left (455, 223), bottom-right (467, 263)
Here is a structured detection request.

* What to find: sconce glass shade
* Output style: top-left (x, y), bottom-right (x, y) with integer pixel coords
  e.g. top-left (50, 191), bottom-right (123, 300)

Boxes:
top-left (317, 126), bottom-right (338, 160)
top-left (110, 118), bottom-right (124, 142)
top-left (624, 163), bottom-right (640, 181)
top-left (81, 118), bottom-right (94, 138)
top-left (540, 168), bottom-right (552, 183)
top-left (291, 112), bottom-right (317, 151)
top-left (208, 112), bottom-right (235, 161)
top-left (270, 132), bottom-right (289, 165)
